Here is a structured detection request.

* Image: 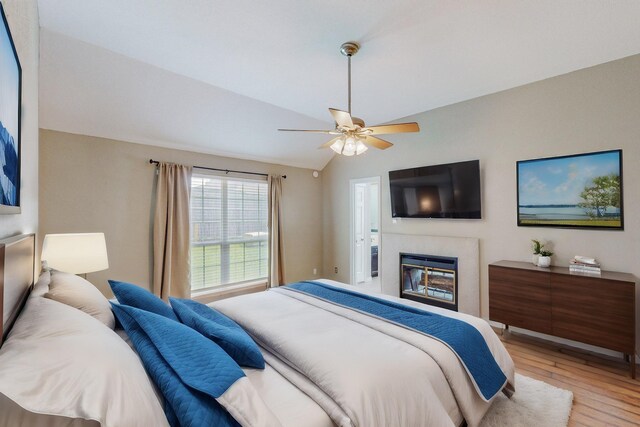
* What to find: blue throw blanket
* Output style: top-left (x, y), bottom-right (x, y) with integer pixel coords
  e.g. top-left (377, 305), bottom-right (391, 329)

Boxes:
top-left (285, 281), bottom-right (507, 401)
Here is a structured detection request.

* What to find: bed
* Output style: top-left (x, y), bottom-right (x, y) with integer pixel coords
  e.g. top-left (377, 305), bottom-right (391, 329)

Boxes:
top-left (0, 233), bottom-right (515, 427)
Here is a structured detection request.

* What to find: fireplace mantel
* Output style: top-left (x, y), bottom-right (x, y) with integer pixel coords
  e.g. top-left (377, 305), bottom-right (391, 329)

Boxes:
top-left (380, 233), bottom-right (480, 316)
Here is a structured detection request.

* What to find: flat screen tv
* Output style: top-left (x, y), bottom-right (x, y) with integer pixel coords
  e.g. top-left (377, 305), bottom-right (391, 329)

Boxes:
top-left (389, 160), bottom-right (481, 219)
top-left (517, 149), bottom-right (623, 229)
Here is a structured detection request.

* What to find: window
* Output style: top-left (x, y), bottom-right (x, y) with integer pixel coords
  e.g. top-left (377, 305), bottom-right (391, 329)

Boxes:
top-left (190, 173), bottom-right (269, 292)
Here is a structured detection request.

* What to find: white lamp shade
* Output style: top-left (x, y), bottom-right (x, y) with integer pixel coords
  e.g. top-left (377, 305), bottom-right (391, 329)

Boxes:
top-left (42, 233), bottom-right (109, 274)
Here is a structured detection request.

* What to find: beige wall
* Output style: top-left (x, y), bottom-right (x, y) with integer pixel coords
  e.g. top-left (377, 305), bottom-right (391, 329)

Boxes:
top-left (322, 55), bottom-right (640, 328)
top-left (39, 130), bottom-right (323, 295)
top-left (0, 0), bottom-right (38, 239)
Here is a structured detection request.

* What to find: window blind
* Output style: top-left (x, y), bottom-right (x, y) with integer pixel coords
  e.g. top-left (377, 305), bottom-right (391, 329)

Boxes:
top-left (190, 173), bottom-right (269, 291)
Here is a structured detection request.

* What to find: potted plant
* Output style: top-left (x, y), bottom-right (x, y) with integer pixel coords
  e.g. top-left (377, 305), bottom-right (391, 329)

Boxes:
top-left (537, 249), bottom-right (553, 268)
top-left (531, 239), bottom-right (543, 265)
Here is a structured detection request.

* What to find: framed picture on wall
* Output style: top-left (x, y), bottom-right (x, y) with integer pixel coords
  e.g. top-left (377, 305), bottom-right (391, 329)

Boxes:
top-left (517, 149), bottom-right (623, 230)
top-left (0, 3), bottom-right (22, 214)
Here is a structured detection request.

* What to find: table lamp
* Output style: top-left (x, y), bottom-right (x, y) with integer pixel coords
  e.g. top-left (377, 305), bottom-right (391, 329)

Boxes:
top-left (41, 233), bottom-right (109, 278)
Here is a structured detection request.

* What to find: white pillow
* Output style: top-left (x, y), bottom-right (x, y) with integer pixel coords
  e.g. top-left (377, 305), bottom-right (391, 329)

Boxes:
top-left (31, 270), bottom-right (51, 298)
top-left (0, 297), bottom-right (169, 427)
top-left (0, 393), bottom-right (99, 427)
top-left (45, 270), bottom-right (115, 329)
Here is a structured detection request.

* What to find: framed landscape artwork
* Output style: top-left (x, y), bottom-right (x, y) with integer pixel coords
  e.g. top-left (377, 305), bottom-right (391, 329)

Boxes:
top-left (0, 3), bottom-right (21, 214)
top-left (517, 149), bottom-right (623, 230)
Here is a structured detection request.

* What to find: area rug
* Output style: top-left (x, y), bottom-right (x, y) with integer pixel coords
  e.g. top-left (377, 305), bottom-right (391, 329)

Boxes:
top-left (480, 374), bottom-right (573, 427)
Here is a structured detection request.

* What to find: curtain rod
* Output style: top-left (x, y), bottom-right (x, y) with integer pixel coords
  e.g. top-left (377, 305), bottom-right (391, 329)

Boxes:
top-left (149, 159), bottom-right (286, 179)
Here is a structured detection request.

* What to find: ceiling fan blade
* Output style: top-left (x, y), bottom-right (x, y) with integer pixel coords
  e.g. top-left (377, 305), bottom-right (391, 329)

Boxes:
top-left (319, 136), bottom-right (342, 149)
top-left (278, 128), bottom-right (335, 134)
top-left (328, 108), bottom-right (354, 129)
top-left (365, 122), bottom-right (420, 135)
top-left (364, 136), bottom-right (394, 150)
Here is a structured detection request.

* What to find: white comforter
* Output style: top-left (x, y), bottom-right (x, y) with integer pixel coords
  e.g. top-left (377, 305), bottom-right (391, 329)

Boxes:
top-left (212, 280), bottom-right (515, 427)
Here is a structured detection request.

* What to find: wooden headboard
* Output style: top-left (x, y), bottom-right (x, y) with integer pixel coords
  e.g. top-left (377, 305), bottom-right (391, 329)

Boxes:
top-left (0, 233), bottom-right (35, 345)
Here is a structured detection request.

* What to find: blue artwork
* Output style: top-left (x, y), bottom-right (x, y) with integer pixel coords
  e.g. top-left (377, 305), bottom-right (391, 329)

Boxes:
top-left (517, 150), bottom-right (623, 229)
top-left (0, 4), bottom-right (21, 211)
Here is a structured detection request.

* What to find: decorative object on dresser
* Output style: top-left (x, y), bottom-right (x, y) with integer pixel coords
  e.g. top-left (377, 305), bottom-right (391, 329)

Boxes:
top-left (569, 255), bottom-right (601, 275)
top-left (0, 3), bottom-right (22, 214)
top-left (41, 233), bottom-right (109, 279)
top-left (530, 239), bottom-right (552, 267)
top-left (536, 250), bottom-right (553, 268)
top-left (489, 260), bottom-right (636, 378)
top-left (531, 239), bottom-right (543, 265)
top-left (517, 149), bottom-right (623, 230)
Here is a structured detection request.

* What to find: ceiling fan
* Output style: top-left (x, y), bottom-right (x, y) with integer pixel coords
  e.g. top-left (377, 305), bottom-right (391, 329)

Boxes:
top-left (278, 41), bottom-right (420, 156)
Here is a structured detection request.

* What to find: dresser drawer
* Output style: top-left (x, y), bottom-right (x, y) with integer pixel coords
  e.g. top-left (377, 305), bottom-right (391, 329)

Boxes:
top-left (551, 274), bottom-right (634, 352)
top-left (489, 265), bottom-right (552, 334)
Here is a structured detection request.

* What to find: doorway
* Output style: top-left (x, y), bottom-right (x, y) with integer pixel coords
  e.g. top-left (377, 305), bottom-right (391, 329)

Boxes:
top-left (350, 176), bottom-right (381, 291)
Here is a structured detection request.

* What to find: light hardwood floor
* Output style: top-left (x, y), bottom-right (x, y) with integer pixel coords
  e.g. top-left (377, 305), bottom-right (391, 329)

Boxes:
top-left (498, 329), bottom-right (640, 426)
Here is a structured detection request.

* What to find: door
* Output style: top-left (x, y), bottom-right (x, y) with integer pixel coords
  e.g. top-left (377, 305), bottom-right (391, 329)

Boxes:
top-left (350, 177), bottom-right (380, 286)
top-left (354, 183), bottom-right (368, 283)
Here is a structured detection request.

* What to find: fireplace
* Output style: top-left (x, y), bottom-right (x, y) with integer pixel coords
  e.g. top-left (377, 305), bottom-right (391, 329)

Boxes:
top-left (400, 253), bottom-right (458, 311)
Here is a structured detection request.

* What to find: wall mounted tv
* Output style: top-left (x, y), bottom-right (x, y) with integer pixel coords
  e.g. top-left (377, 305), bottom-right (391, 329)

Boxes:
top-left (389, 160), bottom-right (481, 219)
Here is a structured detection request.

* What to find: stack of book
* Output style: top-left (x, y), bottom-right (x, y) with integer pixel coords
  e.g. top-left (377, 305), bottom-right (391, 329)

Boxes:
top-left (569, 256), bottom-right (601, 275)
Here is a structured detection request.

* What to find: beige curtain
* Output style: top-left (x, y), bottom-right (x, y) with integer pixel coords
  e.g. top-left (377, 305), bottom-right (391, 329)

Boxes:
top-left (268, 175), bottom-right (285, 287)
top-left (153, 162), bottom-right (193, 300)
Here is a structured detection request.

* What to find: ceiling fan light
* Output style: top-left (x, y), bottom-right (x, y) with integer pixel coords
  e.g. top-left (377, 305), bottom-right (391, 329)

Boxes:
top-left (355, 139), bottom-right (368, 155)
top-left (342, 136), bottom-right (357, 156)
top-left (330, 137), bottom-right (345, 154)
top-left (342, 146), bottom-right (356, 156)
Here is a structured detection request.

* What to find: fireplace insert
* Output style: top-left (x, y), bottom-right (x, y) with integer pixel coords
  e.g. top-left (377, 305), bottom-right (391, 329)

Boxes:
top-left (399, 253), bottom-right (458, 311)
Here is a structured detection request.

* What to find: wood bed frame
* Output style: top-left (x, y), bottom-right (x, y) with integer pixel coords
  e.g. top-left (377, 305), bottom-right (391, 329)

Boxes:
top-left (0, 233), bottom-right (35, 346)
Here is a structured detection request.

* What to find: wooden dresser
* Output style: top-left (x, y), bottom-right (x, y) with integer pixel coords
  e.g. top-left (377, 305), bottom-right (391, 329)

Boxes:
top-left (489, 260), bottom-right (636, 378)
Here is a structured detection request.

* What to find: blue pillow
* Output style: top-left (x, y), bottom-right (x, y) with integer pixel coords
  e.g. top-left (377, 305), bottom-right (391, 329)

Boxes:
top-left (109, 280), bottom-right (178, 321)
top-left (170, 298), bottom-right (265, 369)
top-left (111, 303), bottom-right (242, 427)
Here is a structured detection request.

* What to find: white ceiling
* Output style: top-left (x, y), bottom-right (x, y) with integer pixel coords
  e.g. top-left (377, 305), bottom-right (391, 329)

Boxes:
top-left (38, 0), bottom-right (640, 169)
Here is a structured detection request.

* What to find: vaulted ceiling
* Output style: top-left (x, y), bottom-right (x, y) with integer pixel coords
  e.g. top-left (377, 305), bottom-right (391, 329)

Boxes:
top-left (38, 1), bottom-right (640, 169)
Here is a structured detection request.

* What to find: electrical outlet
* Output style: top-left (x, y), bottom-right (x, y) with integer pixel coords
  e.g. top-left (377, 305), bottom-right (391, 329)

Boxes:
top-left (334, 267), bottom-right (338, 274)
top-left (313, 268), bottom-right (317, 275)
